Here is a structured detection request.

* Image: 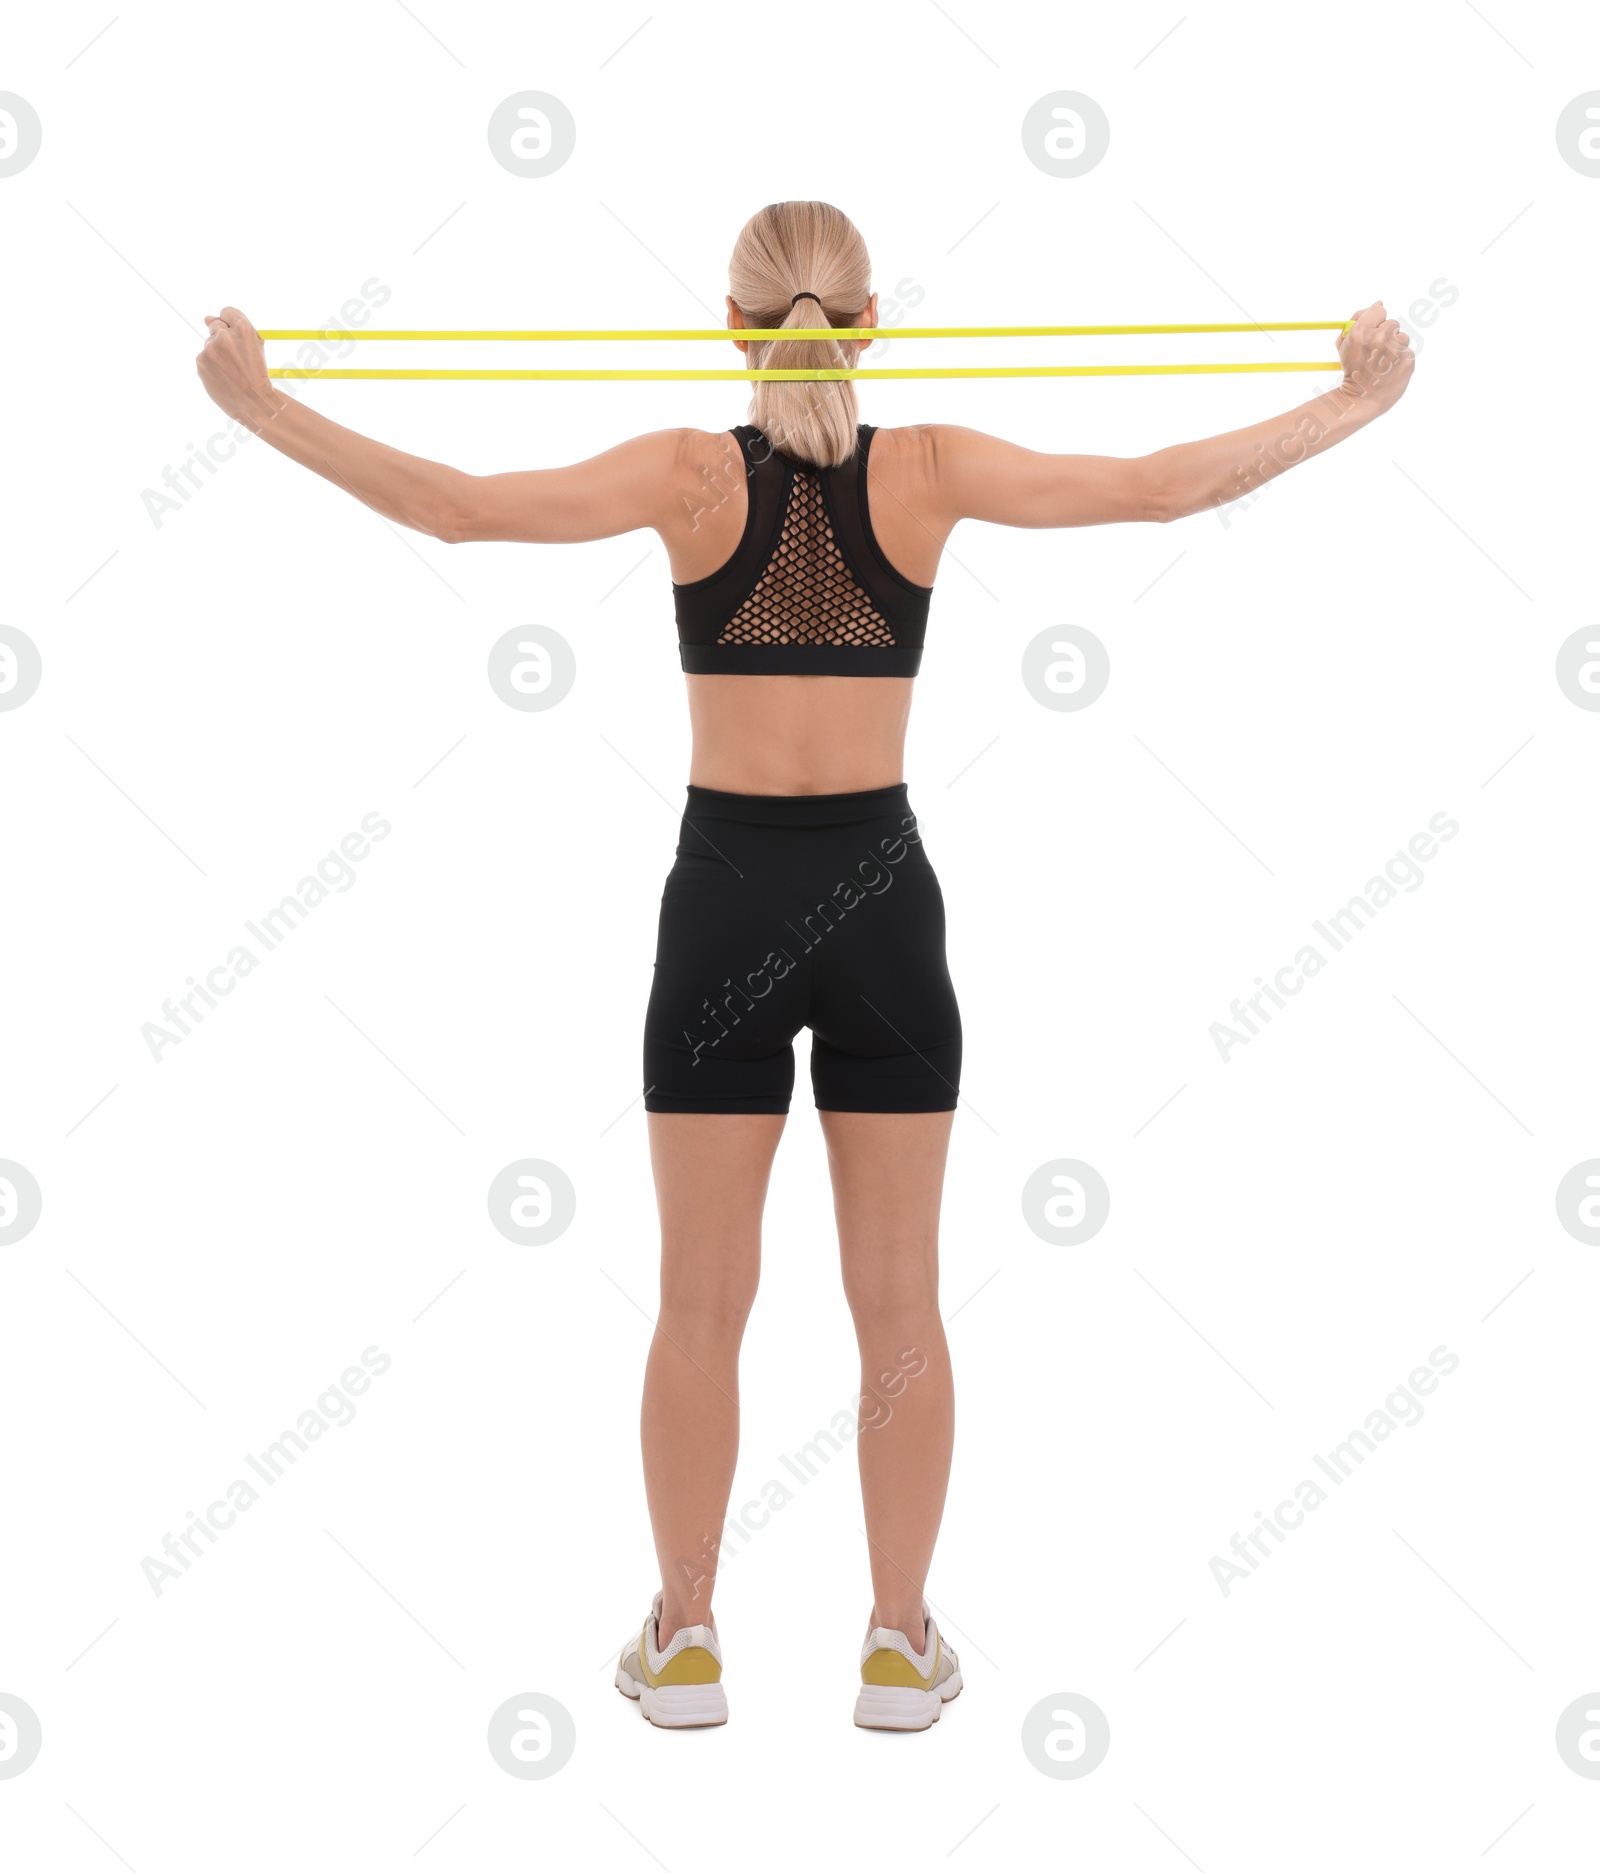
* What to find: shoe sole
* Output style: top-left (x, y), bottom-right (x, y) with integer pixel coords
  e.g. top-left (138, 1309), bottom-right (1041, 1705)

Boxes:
top-left (615, 1666), bottom-right (728, 1728)
top-left (853, 1672), bottom-right (964, 1732)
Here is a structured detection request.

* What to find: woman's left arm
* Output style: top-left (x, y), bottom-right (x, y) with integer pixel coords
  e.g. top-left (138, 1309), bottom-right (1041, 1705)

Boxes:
top-left (196, 305), bottom-right (681, 544)
top-left (1135, 303), bottom-right (1416, 521)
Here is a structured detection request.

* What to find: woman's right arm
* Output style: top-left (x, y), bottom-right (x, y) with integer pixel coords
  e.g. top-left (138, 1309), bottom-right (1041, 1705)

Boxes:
top-left (924, 300), bottom-right (1415, 531)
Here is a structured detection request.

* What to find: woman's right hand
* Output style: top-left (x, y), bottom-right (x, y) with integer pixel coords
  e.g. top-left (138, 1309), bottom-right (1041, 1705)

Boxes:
top-left (197, 306), bottom-right (283, 427)
top-left (1337, 301), bottom-right (1415, 414)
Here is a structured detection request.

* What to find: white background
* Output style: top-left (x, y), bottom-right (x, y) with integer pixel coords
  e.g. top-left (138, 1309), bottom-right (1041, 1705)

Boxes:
top-left (2, 1), bottom-right (1596, 1865)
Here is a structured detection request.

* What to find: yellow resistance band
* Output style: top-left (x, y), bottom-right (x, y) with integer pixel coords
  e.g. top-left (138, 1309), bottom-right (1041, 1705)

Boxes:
top-left (258, 320), bottom-right (1352, 382)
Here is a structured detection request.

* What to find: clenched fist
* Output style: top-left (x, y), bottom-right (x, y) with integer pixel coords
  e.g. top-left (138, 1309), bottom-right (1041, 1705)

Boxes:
top-left (196, 306), bottom-right (283, 426)
top-left (1337, 301), bottom-right (1415, 413)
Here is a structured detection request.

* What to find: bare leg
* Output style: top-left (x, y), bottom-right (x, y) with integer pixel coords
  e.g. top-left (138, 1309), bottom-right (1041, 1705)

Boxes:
top-left (642, 1111), bottom-right (785, 1640)
top-left (820, 1109), bottom-right (956, 1654)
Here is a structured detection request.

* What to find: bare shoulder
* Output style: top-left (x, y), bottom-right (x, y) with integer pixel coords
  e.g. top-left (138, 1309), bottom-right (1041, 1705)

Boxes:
top-left (888, 421), bottom-right (1010, 484)
top-left (603, 426), bottom-right (740, 530)
top-left (862, 421), bottom-right (940, 505)
top-left (919, 423), bottom-right (1008, 475)
top-left (552, 425), bottom-right (694, 503)
top-left (675, 424), bottom-right (745, 480)
top-left (900, 423), bottom-right (1164, 530)
top-left (871, 423), bottom-right (997, 526)
top-left (589, 425), bottom-right (716, 484)
top-left (868, 421), bottom-right (939, 474)
top-left (855, 424), bottom-right (947, 583)
top-left (446, 424), bottom-right (698, 544)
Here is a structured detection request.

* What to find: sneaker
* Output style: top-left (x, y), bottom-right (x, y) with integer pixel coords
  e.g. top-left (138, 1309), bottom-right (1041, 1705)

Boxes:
top-left (614, 1591), bottom-right (728, 1728)
top-left (854, 1600), bottom-right (962, 1731)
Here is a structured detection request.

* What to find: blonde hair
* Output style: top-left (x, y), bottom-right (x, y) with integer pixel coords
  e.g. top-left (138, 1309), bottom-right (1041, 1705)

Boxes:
top-left (727, 201), bottom-right (871, 468)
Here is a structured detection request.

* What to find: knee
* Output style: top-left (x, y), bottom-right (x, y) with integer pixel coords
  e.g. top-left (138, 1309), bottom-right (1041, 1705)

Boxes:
top-left (841, 1263), bottom-right (940, 1334)
top-left (657, 1242), bottom-right (760, 1333)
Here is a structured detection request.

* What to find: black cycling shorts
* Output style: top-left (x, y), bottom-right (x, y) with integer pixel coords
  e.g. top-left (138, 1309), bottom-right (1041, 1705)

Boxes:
top-left (643, 783), bottom-right (962, 1114)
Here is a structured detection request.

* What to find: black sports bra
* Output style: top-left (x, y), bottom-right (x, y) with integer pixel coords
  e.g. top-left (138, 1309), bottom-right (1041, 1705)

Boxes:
top-left (673, 424), bottom-right (933, 676)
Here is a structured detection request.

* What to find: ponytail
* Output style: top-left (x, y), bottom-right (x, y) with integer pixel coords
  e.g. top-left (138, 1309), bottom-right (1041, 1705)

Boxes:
top-left (727, 202), bottom-right (872, 468)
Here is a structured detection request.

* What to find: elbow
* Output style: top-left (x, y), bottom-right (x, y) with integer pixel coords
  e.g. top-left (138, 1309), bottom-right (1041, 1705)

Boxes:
top-left (429, 501), bottom-right (479, 545)
top-left (1133, 460), bottom-right (1183, 525)
top-left (1148, 481), bottom-right (1211, 526)
top-left (428, 472), bottom-right (482, 544)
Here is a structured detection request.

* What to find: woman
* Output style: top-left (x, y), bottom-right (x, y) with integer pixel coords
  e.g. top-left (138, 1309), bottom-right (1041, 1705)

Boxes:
top-left (198, 200), bottom-right (1413, 1733)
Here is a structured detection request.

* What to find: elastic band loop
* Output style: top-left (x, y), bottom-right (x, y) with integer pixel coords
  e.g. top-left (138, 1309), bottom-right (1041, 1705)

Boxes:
top-left (267, 361), bottom-right (1344, 382)
top-left (257, 318), bottom-right (1353, 382)
top-left (258, 321), bottom-right (1351, 342)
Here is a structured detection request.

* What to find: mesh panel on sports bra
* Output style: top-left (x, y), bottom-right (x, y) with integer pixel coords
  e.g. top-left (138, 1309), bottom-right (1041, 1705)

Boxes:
top-left (716, 469), bottom-right (897, 648)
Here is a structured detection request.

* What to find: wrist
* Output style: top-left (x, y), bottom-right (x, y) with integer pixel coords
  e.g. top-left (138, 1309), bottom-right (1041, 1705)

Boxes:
top-left (1334, 375), bottom-right (1390, 427)
top-left (233, 385), bottom-right (292, 433)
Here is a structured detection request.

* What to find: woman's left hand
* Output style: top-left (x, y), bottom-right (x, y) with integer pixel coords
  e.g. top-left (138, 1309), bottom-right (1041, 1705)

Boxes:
top-left (1336, 301), bottom-right (1415, 415)
top-left (196, 306), bottom-right (281, 425)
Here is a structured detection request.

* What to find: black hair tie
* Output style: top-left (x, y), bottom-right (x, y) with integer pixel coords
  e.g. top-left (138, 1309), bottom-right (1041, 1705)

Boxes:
top-left (790, 291), bottom-right (824, 310)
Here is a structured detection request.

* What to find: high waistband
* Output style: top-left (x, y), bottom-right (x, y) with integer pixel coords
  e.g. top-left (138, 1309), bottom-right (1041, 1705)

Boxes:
top-left (682, 781), bottom-right (912, 828)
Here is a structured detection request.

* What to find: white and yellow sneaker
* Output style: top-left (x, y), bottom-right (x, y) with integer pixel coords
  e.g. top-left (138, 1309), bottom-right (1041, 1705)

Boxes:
top-left (614, 1591), bottom-right (728, 1728)
top-left (854, 1601), bottom-right (962, 1731)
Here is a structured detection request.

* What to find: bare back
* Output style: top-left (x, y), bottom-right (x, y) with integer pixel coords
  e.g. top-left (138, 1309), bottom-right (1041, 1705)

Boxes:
top-left (662, 425), bottom-right (946, 795)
